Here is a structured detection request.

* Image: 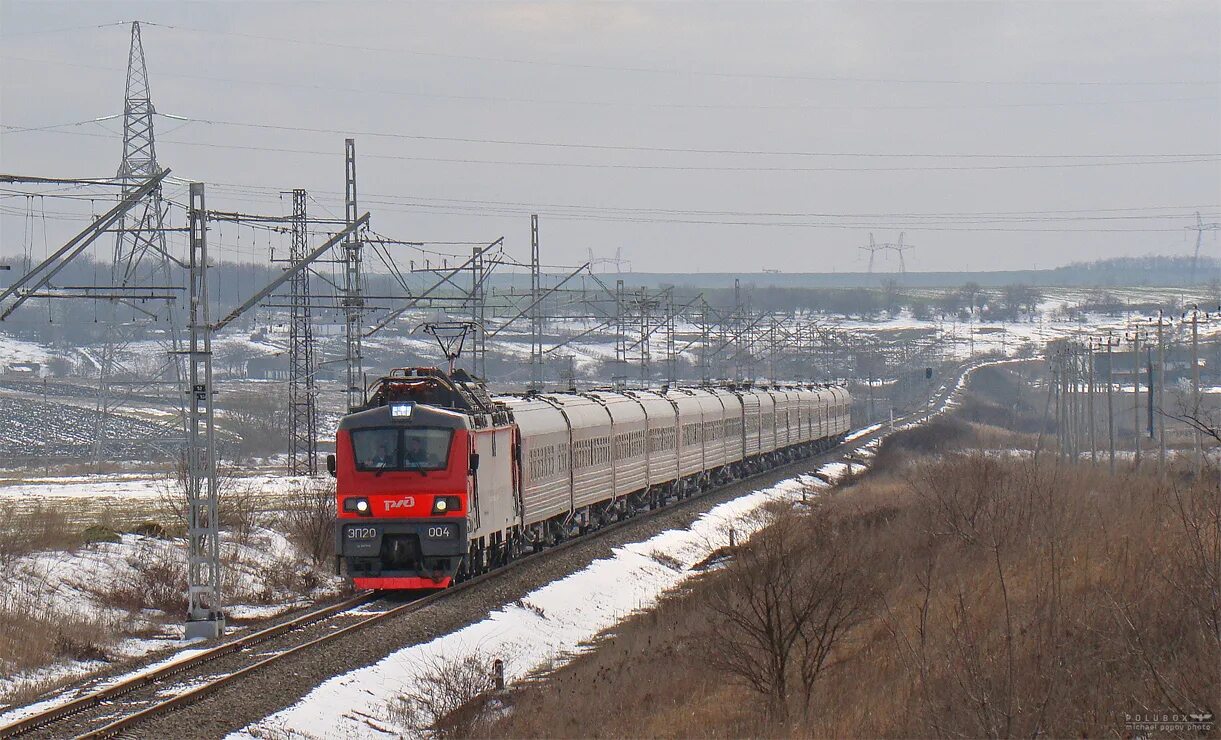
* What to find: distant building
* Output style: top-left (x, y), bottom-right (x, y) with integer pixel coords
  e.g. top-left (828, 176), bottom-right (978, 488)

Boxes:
top-left (246, 355), bottom-right (289, 380)
top-left (4, 361), bottom-right (42, 376)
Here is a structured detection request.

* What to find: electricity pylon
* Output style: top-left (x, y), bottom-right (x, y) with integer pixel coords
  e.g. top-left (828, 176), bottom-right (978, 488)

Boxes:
top-left (860, 233), bottom-right (883, 273)
top-left (92, 20), bottom-right (186, 464)
top-left (1189, 212), bottom-right (1220, 283)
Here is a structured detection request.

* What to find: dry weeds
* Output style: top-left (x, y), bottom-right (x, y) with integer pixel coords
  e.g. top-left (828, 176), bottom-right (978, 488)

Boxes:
top-left (491, 457), bottom-right (1219, 738)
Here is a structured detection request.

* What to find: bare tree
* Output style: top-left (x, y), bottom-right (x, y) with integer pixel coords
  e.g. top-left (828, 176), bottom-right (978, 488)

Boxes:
top-left (386, 651), bottom-right (510, 738)
top-left (703, 509), bottom-right (871, 725)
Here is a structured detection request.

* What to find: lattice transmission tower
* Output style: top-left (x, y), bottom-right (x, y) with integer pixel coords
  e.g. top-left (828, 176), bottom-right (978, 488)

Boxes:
top-left (1189, 211), bottom-right (1221, 283)
top-left (93, 20), bottom-right (186, 463)
top-left (288, 189), bottom-right (318, 475)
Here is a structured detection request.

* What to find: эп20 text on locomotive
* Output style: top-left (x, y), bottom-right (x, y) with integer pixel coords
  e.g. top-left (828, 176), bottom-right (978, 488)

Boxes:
top-left (329, 367), bottom-right (851, 590)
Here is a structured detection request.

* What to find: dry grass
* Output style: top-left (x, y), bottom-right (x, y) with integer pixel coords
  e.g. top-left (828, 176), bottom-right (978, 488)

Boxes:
top-left (488, 394), bottom-right (1220, 740)
top-left (0, 503), bottom-right (79, 563)
top-left (0, 555), bottom-right (123, 706)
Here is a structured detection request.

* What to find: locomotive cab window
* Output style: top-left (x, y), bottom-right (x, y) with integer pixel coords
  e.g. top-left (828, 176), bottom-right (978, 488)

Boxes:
top-left (351, 427), bottom-right (453, 471)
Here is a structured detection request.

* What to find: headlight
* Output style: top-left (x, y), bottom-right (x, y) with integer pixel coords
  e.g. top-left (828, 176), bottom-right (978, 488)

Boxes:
top-left (431, 495), bottom-right (461, 515)
top-left (343, 497), bottom-right (371, 515)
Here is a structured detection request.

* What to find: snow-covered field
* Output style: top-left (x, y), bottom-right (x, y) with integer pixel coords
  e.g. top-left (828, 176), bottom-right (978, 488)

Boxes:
top-left (0, 472), bottom-right (321, 527)
top-left (0, 335), bottom-right (50, 369)
top-left (0, 523), bottom-right (340, 713)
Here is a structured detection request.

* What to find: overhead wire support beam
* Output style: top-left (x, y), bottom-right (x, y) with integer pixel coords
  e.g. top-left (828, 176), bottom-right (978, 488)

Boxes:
top-left (0, 174), bottom-right (127, 186)
top-left (212, 212), bottom-right (370, 332)
top-left (0, 170), bottom-right (170, 320)
top-left (485, 262), bottom-right (592, 339)
top-left (362, 240), bottom-right (503, 338)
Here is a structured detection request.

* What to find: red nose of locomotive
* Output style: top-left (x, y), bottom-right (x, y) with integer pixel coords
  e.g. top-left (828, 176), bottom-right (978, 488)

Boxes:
top-left (333, 382), bottom-right (475, 590)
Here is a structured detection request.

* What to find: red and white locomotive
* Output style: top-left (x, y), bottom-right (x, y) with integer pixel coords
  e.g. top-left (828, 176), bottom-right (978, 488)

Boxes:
top-left (330, 367), bottom-right (851, 590)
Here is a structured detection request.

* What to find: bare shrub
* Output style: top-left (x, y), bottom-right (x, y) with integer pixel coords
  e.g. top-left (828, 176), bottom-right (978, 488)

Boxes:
top-left (155, 459), bottom-right (251, 541)
top-left (279, 478), bottom-right (336, 567)
top-left (386, 652), bottom-right (509, 738)
top-left (219, 479), bottom-right (263, 547)
top-left (702, 508), bottom-right (872, 726)
top-left (101, 540), bottom-right (188, 615)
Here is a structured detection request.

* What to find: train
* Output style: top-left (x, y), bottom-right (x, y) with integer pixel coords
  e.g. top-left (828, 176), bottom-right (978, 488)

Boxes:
top-left (328, 367), bottom-right (851, 590)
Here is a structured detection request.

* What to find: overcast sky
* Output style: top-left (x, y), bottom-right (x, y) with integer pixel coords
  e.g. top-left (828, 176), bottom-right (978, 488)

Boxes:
top-left (1, 1), bottom-right (1218, 274)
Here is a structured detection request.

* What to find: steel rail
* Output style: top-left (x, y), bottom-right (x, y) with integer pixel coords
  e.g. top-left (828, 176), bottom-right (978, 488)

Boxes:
top-left (4, 359), bottom-right (988, 739)
top-left (0, 591), bottom-right (378, 738)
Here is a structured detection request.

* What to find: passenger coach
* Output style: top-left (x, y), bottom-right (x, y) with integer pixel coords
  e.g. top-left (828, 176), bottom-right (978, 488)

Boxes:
top-left (331, 367), bottom-right (850, 590)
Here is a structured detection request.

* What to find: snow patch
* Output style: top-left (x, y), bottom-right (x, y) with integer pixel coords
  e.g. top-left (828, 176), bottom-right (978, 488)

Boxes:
top-left (238, 475), bottom-right (822, 739)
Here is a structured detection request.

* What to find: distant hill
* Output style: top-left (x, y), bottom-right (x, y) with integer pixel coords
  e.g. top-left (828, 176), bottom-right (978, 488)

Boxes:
top-left (534, 255), bottom-right (1221, 290)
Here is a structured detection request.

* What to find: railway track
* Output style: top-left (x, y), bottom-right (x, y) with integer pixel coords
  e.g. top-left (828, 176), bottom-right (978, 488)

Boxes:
top-left (0, 360), bottom-right (989, 739)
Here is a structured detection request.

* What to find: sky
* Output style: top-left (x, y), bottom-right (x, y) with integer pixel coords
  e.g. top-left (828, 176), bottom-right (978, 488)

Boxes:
top-left (0, 1), bottom-right (1218, 274)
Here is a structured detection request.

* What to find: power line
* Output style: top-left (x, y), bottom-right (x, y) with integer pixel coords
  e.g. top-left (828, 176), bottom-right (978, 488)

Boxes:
top-left (128, 21), bottom-right (1221, 88)
top-left (6, 126), bottom-right (1219, 173)
top-left (150, 114), bottom-right (1221, 160)
top-left (4, 55), bottom-right (1214, 112)
top-left (11, 111), bottom-right (1216, 160)
top-left (179, 180), bottom-right (1221, 219)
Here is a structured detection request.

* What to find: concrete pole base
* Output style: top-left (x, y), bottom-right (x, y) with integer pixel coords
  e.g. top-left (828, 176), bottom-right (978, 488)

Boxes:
top-left (184, 617), bottom-right (226, 640)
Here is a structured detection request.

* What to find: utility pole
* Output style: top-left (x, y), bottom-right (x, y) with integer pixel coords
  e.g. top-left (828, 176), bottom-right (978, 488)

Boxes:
top-left (1096, 335), bottom-right (1119, 473)
top-left (1156, 311), bottom-right (1167, 472)
top-left (638, 289), bottom-right (651, 388)
top-left (1185, 306), bottom-right (1207, 474)
top-left (614, 279), bottom-right (627, 389)
top-left (1069, 346), bottom-right (1079, 459)
top-left (470, 245), bottom-right (486, 379)
top-left (1087, 342), bottom-right (1096, 463)
top-left (664, 288), bottom-right (677, 386)
top-left (185, 182), bottom-right (223, 639)
top-left (287, 189), bottom-right (317, 476)
top-left (733, 278), bottom-right (744, 382)
top-left (698, 301), bottom-right (711, 384)
top-left (343, 138), bottom-right (364, 411)
top-left (528, 214), bottom-right (543, 391)
top-left (1127, 328), bottom-right (1142, 467)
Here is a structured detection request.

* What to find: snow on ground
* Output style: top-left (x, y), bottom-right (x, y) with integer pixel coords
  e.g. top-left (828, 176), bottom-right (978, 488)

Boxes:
top-left (0, 335), bottom-right (50, 370)
top-left (845, 422), bottom-right (884, 441)
top-left (0, 473), bottom-right (321, 528)
top-left (0, 471), bottom-right (315, 497)
top-left (236, 473), bottom-right (830, 740)
top-left (0, 525), bottom-right (341, 712)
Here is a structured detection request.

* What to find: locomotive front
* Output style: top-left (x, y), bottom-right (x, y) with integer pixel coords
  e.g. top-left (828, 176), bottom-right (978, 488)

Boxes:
top-left (331, 389), bottom-right (474, 590)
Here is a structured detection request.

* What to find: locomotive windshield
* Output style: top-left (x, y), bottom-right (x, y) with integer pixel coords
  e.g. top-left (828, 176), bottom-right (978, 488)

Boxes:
top-left (351, 427), bottom-right (453, 471)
